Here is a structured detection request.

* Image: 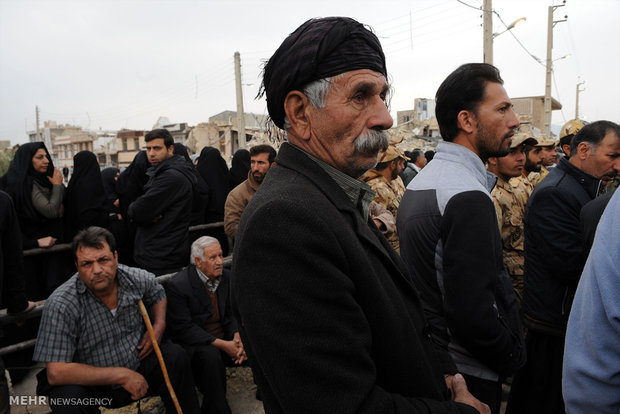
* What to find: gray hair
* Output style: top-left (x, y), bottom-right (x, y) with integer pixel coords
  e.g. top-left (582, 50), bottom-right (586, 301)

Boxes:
top-left (190, 236), bottom-right (221, 263)
top-left (283, 76), bottom-right (336, 129)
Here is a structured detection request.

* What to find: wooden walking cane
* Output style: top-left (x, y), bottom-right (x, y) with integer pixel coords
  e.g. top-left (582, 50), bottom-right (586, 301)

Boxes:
top-left (138, 299), bottom-right (183, 414)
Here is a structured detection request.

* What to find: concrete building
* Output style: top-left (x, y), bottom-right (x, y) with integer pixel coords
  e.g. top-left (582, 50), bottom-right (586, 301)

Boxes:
top-left (512, 96), bottom-right (562, 138)
top-left (116, 129), bottom-right (145, 168)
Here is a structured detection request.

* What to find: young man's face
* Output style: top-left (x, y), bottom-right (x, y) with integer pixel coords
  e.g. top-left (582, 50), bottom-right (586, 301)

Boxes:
top-left (472, 82), bottom-right (520, 161)
top-left (146, 138), bottom-right (173, 167)
top-left (540, 146), bottom-right (557, 167)
top-left (524, 147), bottom-right (543, 173)
top-left (496, 145), bottom-right (526, 181)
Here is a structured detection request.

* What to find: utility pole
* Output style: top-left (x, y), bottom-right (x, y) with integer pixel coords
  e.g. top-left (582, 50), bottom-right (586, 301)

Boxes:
top-left (543, 3), bottom-right (566, 138)
top-left (36, 105), bottom-right (41, 142)
top-left (234, 51), bottom-right (246, 151)
top-left (483, 0), bottom-right (493, 64)
top-left (575, 78), bottom-right (585, 119)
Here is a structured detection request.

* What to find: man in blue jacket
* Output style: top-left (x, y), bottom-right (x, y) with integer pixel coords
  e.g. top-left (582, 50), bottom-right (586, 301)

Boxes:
top-left (128, 129), bottom-right (195, 275)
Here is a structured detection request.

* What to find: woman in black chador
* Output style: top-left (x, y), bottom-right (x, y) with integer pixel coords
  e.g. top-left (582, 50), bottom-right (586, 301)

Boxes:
top-left (0, 142), bottom-right (72, 299)
top-left (64, 151), bottom-right (108, 239)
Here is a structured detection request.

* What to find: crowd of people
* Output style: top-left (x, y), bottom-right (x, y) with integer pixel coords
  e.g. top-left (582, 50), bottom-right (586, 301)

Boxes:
top-left (1, 15), bottom-right (619, 414)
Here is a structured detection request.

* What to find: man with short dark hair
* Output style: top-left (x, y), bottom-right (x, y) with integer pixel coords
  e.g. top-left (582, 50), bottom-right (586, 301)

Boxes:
top-left (33, 226), bottom-right (199, 414)
top-left (232, 17), bottom-right (487, 414)
top-left (128, 129), bottom-right (195, 275)
top-left (487, 133), bottom-right (538, 305)
top-left (398, 63), bottom-right (525, 414)
top-left (224, 144), bottom-right (276, 239)
top-left (507, 120), bottom-right (620, 413)
top-left (166, 236), bottom-right (246, 414)
top-left (400, 149), bottom-right (426, 186)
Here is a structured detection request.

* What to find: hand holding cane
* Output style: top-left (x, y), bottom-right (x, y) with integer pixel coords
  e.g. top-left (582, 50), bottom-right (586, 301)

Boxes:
top-left (138, 299), bottom-right (183, 414)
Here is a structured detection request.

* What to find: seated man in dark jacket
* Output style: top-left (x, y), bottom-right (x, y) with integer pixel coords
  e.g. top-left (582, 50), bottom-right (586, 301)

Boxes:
top-left (128, 129), bottom-right (195, 275)
top-left (165, 236), bottom-right (246, 414)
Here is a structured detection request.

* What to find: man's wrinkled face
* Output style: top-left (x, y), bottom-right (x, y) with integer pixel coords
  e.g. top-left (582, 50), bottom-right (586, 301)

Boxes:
top-left (250, 152), bottom-right (272, 184)
top-left (75, 241), bottom-right (118, 295)
top-left (524, 146), bottom-right (543, 173)
top-left (472, 82), bottom-right (520, 161)
top-left (581, 131), bottom-right (620, 184)
top-left (307, 69), bottom-right (393, 178)
top-left (195, 243), bottom-right (224, 280)
top-left (146, 138), bottom-right (173, 167)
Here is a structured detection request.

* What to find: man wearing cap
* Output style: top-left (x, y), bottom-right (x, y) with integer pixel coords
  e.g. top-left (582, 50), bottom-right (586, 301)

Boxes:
top-left (397, 63), bottom-right (524, 414)
top-left (559, 119), bottom-right (588, 157)
top-left (527, 137), bottom-right (556, 187)
top-left (507, 120), bottom-right (620, 413)
top-left (232, 16), bottom-right (487, 414)
top-left (362, 143), bottom-right (408, 253)
top-left (510, 140), bottom-right (542, 198)
top-left (487, 133), bottom-right (538, 305)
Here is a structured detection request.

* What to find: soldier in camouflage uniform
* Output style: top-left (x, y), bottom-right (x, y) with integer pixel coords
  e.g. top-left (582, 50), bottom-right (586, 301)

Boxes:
top-left (511, 139), bottom-right (543, 198)
top-left (527, 137), bottom-right (557, 187)
top-left (488, 134), bottom-right (538, 305)
top-left (362, 144), bottom-right (408, 253)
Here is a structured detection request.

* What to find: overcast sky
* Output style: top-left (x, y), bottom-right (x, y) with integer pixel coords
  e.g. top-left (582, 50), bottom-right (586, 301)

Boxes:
top-left (1, 0), bottom-right (618, 144)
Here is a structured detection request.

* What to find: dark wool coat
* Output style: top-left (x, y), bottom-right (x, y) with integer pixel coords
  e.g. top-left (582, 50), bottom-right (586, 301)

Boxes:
top-left (231, 143), bottom-right (476, 414)
top-left (165, 266), bottom-right (237, 345)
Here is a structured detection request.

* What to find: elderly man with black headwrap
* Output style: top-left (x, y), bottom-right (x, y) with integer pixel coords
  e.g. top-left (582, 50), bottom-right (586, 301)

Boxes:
top-left (231, 17), bottom-right (487, 414)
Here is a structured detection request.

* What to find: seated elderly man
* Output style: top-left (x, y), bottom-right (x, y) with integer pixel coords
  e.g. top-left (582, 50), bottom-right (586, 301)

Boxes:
top-left (165, 236), bottom-right (246, 414)
top-left (33, 226), bottom-right (199, 414)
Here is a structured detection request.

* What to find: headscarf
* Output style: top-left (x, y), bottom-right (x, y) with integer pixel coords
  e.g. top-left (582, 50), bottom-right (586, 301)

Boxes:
top-left (64, 151), bottom-right (107, 237)
top-left (173, 143), bottom-right (191, 162)
top-left (229, 149), bottom-right (250, 189)
top-left (260, 16), bottom-right (387, 129)
top-left (101, 167), bottom-right (120, 213)
top-left (196, 147), bottom-right (230, 222)
top-left (0, 142), bottom-right (55, 224)
top-left (116, 150), bottom-right (150, 216)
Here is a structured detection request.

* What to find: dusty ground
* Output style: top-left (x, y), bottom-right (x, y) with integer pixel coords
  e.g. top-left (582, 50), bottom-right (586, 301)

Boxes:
top-left (9, 366), bottom-right (264, 414)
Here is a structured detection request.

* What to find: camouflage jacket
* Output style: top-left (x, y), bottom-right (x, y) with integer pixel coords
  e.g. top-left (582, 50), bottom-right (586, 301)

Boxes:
top-left (362, 170), bottom-right (405, 253)
top-left (510, 174), bottom-right (534, 198)
top-left (526, 166), bottom-right (549, 188)
top-left (492, 177), bottom-right (529, 302)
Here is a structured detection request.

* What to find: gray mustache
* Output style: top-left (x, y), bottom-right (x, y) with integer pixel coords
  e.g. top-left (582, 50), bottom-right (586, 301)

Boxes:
top-left (355, 130), bottom-right (390, 153)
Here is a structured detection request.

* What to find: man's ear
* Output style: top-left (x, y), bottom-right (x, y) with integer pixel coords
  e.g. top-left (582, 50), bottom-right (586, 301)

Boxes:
top-left (457, 110), bottom-right (476, 134)
top-left (284, 90), bottom-right (312, 141)
top-left (577, 142), bottom-right (591, 160)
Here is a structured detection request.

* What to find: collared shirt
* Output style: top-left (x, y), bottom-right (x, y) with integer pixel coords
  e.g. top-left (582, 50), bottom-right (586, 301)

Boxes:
top-left (290, 144), bottom-right (376, 222)
top-left (196, 266), bottom-right (221, 293)
top-left (33, 264), bottom-right (165, 371)
top-left (412, 163), bottom-right (421, 173)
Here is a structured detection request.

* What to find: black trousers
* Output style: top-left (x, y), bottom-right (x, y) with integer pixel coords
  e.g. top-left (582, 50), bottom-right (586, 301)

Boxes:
top-left (462, 373), bottom-right (502, 414)
top-left (44, 342), bottom-right (200, 414)
top-left (505, 330), bottom-right (565, 414)
top-left (184, 345), bottom-right (232, 414)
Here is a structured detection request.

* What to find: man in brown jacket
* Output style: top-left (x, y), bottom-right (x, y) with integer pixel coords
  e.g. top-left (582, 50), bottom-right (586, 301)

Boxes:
top-left (224, 144), bottom-right (276, 238)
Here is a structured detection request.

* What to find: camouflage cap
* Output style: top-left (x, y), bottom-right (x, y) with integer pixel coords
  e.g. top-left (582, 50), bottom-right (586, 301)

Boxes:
top-left (535, 137), bottom-right (558, 147)
top-left (511, 133), bottom-right (538, 148)
top-left (377, 144), bottom-right (410, 163)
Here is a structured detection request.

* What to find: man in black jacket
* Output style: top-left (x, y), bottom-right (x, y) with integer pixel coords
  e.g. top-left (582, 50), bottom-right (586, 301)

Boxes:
top-left (231, 16), bottom-right (487, 414)
top-left (166, 236), bottom-right (245, 414)
top-left (507, 120), bottom-right (620, 413)
top-left (128, 129), bottom-right (195, 275)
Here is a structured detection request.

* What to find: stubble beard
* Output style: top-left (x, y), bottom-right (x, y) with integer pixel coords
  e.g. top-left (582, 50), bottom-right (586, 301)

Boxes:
top-left (476, 123), bottom-right (511, 162)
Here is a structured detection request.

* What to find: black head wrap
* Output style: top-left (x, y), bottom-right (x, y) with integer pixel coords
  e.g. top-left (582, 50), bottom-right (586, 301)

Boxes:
top-left (196, 147), bottom-right (230, 223)
top-left (229, 149), bottom-right (250, 188)
top-left (260, 16), bottom-right (387, 129)
top-left (173, 143), bottom-right (191, 162)
top-left (64, 151), bottom-right (107, 237)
